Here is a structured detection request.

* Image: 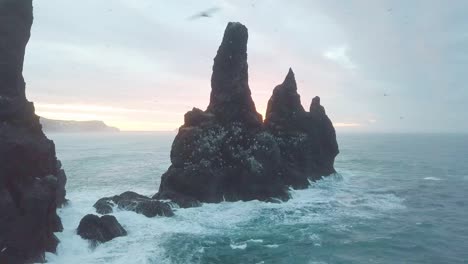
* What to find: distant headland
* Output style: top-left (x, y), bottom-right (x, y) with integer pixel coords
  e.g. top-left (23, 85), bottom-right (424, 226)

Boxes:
top-left (39, 117), bottom-right (120, 133)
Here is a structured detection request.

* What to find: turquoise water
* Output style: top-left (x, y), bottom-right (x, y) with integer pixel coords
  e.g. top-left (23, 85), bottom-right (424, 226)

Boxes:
top-left (44, 132), bottom-right (468, 264)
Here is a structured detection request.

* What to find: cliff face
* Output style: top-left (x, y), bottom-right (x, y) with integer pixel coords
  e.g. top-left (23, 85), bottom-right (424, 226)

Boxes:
top-left (0, 0), bottom-right (66, 263)
top-left (155, 22), bottom-right (339, 206)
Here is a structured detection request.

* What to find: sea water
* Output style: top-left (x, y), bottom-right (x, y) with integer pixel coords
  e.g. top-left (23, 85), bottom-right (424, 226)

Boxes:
top-left (44, 133), bottom-right (468, 264)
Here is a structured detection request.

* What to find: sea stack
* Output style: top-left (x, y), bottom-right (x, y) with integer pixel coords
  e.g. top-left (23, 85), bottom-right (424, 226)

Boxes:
top-left (0, 0), bottom-right (67, 263)
top-left (264, 71), bottom-right (339, 187)
top-left (154, 22), bottom-right (339, 206)
top-left (207, 22), bottom-right (262, 127)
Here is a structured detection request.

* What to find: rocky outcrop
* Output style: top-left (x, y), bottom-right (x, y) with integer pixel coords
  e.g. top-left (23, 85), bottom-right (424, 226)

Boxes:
top-left (207, 22), bottom-right (262, 127)
top-left (154, 22), bottom-right (339, 206)
top-left (94, 191), bottom-right (174, 217)
top-left (0, 0), bottom-right (67, 263)
top-left (77, 215), bottom-right (126, 245)
top-left (308, 96), bottom-right (339, 175)
top-left (264, 71), bottom-right (339, 188)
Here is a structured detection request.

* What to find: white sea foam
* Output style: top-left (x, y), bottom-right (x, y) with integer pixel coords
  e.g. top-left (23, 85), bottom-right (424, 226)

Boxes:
top-left (44, 133), bottom-right (411, 264)
top-left (424, 177), bottom-right (442, 181)
top-left (246, 239), bottom-right (263, 243)
top-left (45, 168), bottom-right (406, 264)
top-left (264, 244), bottom-right (279, 248)
top-left (230, 243), bottom-right (247, 250)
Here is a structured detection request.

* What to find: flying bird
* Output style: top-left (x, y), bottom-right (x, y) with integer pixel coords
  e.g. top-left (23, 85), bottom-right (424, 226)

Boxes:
top-left (188, 7), bottom-right (220, 20)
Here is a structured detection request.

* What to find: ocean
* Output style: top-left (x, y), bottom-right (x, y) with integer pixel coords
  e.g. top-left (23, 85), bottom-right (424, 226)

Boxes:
top-left (44, 132), bottom-right (468, 264)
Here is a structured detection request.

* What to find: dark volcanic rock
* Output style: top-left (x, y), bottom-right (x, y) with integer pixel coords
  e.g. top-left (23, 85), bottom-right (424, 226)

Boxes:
top-left (265, 68), bottom-right (306, 131)
top-left (207, 22), bottom-right (262, 127)
top-left (308, 96), bottom-right (339, 175)
top-left (0, 0), bottom-right (67, 263)
top-left (94, 191), bottom-right (174, 217)
top-left (155, 22), bottom-right (339, 206)
top-left (265, 70), bottom-right (339, 187)
top-left (77, 214), bottom-right (127, 245)
top-left (154, 23), bottom-right (337, 207)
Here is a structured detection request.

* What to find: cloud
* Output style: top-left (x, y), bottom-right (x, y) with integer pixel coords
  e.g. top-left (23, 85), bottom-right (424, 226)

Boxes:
top-left (23, 0), bottom-right (468, 132)
top-left (35, 103), bottom-right (178, 114)
top-left (324, 45), bottom-right (357, 70)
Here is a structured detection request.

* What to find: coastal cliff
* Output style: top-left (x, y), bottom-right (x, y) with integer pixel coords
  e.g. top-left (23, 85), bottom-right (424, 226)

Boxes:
top-left (0, 0), bottom-right (66, 262)
top-left (40, 117), bottom-right (120, 133)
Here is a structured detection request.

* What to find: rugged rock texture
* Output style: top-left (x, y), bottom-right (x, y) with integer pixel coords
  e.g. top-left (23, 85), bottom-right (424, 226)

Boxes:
top-left (207, 22), bottom-right (262, 127)
top-left (265, 71), bottom-right (339, 188)
top-left (0, 0), bottom-right (67, 263)
top-left (94, 191), bottom-right (174, 217)
top-left (155, 22), bottom-right (339, 206)
top-left (308, 96), bottom-right (339, 175)
top-left (77, 214), bottom-right (127, 245)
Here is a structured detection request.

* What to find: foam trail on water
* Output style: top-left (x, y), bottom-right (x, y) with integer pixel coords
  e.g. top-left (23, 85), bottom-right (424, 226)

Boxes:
top-left (230, 243), bottom-right (247, 250)
top-left (424, 177), bottom-right (442, 181)
top-left (46, 169), bottom-right (406, 264)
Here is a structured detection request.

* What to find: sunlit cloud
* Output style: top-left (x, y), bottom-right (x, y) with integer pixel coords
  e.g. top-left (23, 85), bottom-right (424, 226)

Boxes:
top-left (36, 111), bottom-right (115, 121)
top-left (35, 103), bottom-right (187, 131)
top-left (35, 103), bottom-right (183, 115)
top-left (109, 120), bottom-right (181, 132)
top-left (37, 103), bottom-right (150, 113)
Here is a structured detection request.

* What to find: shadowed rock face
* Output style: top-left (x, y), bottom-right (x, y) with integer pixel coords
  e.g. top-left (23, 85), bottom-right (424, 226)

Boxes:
top-left (0, 0), bottom-right (67, 263)
top-left (77, 215), bottom-right (127, 245)
top-left (309, 96), bottom-right (339, 175)
top-left (265, 68), bottom-right (306, 131)
top-left (207, 22), bottom-right (262, 127)
top-left (264, 71), bottom-right (339, 187)
top-left (155, 22), bottom-right (339, 206)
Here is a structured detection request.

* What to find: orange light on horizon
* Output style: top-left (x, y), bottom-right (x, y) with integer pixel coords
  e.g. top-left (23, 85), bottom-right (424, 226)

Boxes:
top-left (333, 122), bottom-right (361, 127)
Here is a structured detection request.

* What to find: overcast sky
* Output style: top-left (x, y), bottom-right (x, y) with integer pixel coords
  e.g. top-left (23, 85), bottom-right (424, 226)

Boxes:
top-left (24, 0), bottom-right (468, 132)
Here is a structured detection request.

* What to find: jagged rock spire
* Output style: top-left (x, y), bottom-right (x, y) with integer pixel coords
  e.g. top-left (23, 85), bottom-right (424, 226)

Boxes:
top-left (0, 0), bottom-right (33, 100)
top-left (310, 96), bottom-right (326, 115)
top-left (282, 68), bottom-right (297, 91)
top-left (265, 68), bottom-right (305, 127)
top-left (207, 22), bottom-right (261, 126)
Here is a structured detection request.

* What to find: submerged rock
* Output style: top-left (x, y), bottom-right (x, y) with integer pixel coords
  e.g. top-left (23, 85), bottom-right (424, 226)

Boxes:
top-left (94, 191), bottom-right (174, 217)
top-left (0, 0), bottom-right (67, 263)
top-left (155, 22), bottom-right (339, 206)
top-left (77, 214), bottom-right (127, 244)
